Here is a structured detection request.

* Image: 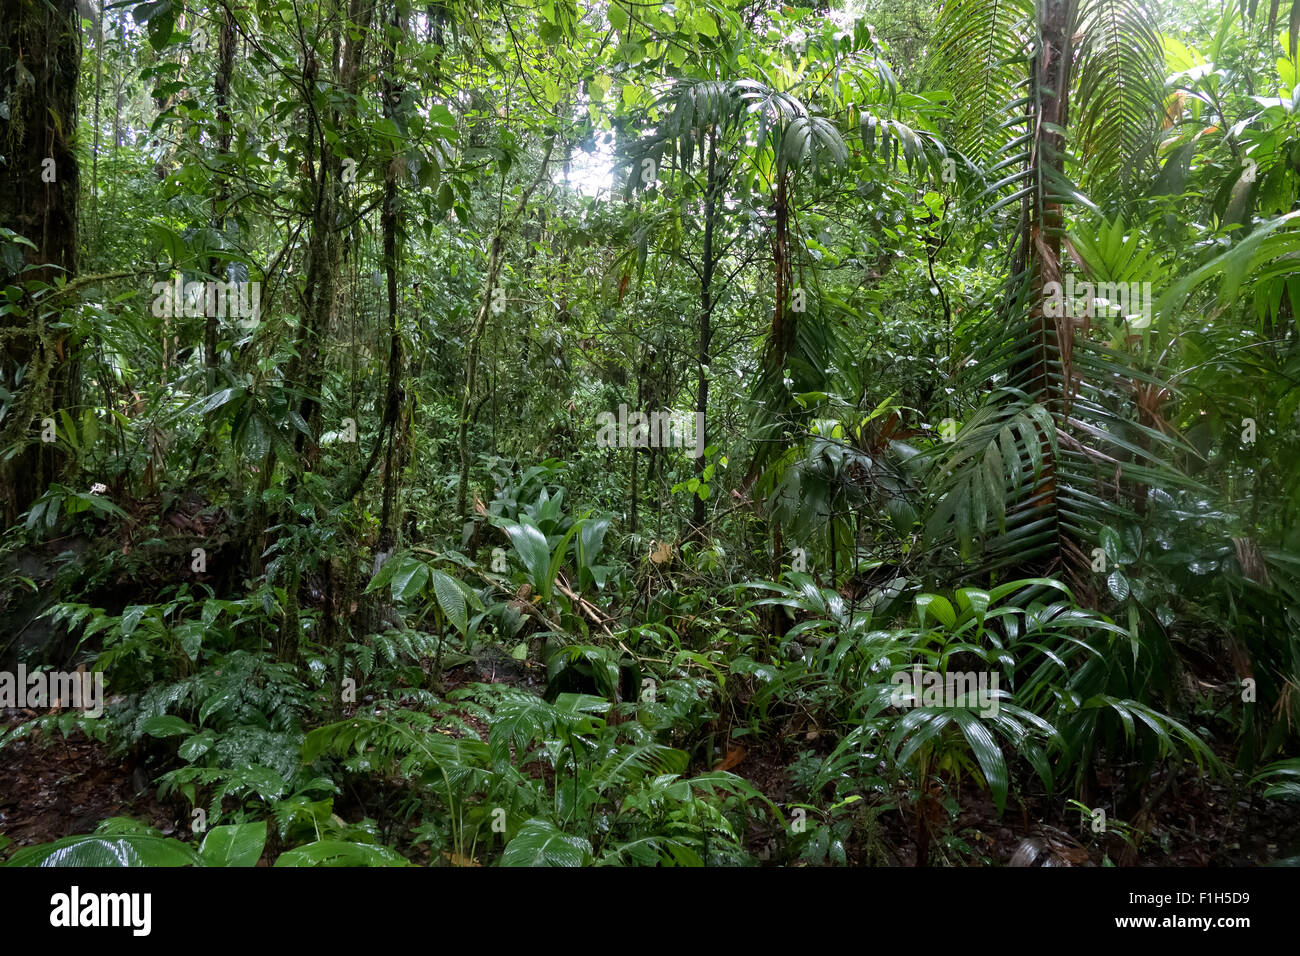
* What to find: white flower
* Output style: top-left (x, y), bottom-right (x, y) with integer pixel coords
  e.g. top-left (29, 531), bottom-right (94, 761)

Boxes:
top-left (89, 483), bottom-right (106, 495)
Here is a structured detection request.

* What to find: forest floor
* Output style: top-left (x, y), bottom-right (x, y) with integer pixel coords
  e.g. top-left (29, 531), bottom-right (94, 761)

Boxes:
top-left (5, 681), bottom-right (1297, 866)
top-left (727, 734), bottom-right (1300, 866)
top-left (0, 716), bottom-right (181, 848)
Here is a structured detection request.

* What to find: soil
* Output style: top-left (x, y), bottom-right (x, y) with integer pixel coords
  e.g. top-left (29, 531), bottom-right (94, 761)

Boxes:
top-left (0, 715), bottom-right (186, 849)
top-left (4, 670), bottom-right (1297, 866)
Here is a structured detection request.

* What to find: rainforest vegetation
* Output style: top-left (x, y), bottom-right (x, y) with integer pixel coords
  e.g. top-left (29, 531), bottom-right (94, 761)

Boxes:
top-left (1, 0), bottom-right (1299, 869)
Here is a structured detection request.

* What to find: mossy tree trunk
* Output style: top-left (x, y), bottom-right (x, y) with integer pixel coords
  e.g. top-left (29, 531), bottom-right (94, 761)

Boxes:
top-left (0, 0), bottom-right (82, 524)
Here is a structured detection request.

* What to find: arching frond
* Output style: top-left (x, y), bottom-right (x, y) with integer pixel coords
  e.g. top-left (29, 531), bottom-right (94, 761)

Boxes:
top-left (1074, 0), bottom-right (1165, 194)
top-left (928, 0), bottom-right (1037, 160)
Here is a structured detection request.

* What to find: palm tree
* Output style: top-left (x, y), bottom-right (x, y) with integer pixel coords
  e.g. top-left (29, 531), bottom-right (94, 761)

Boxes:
top-left (921, 0), bottom-right (1180, 588)
top-left (633, 22), bottom-right (948, 539)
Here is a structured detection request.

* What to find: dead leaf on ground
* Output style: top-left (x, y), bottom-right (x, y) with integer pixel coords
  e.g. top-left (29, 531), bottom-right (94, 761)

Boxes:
top-left (713, 745), bottom-right (746, 772)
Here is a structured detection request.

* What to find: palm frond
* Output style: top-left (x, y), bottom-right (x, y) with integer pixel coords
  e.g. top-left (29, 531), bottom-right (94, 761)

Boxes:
top-left (1074, 0), bottom-right (1165, 194)
top-left (928, 0), bottom-right (1037, 160)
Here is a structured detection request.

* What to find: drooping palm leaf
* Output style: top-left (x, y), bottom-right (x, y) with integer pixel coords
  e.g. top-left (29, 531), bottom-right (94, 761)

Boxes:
top-left (1073, 0), bottom-right (1165, 194)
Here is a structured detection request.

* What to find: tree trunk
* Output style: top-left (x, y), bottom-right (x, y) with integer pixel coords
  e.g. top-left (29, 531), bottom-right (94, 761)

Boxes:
top-left (1013, 0), bottom-right (1076, 537)
top-left (0, 0), bottom-right (82, 524)
top-left (376, 1), bottom-right (407, 556)
top-left (288, 0), bottom-right (375, 464)
top-left (1020, 0), bottom-right (1074, 405)
top-left (205, 0), bottom-right (238, 389)
top-left (691, 126), bottom-right (720, 534)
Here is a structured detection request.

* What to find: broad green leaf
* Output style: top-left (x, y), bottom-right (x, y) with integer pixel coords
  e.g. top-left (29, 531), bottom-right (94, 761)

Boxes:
top-left (199, 822), bottom-right (267, 867)
top-left (501, 819), bottom-right (591, 867)
top-left (430, 570), bottom-right (468, 635)
top-left (1099, 526), bottom-right (1124, 564)
top-left (953, 711), bottom-right (1009, 814)
top-left (915, 593), bottom-right (956, 630)
top-left (5, 834), bottom-right (199, 867)
top-left (273, 840), bottom-right (411, 867)
top-left (140, 715), bottom-right (195, 738)
top-left (505, 518), bottom-right (551, 596)
top-left (389, 557), bottom-right (430, 602)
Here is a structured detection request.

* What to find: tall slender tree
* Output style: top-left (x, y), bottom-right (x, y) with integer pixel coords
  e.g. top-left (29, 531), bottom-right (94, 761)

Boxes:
top-left (0, 0), bottom-right (83, 523)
